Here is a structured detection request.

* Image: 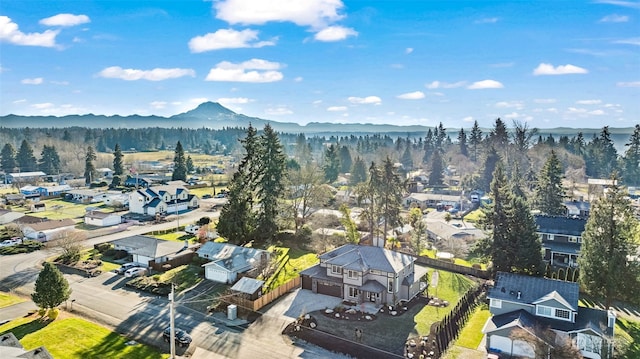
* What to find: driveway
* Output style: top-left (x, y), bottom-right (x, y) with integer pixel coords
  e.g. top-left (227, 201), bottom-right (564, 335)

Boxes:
top-left (262, 288), bottom-right (343, 319)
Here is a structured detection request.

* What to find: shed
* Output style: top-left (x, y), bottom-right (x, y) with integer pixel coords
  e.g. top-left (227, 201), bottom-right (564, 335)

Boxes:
top-left (230, 277), bottom-right (265, 300)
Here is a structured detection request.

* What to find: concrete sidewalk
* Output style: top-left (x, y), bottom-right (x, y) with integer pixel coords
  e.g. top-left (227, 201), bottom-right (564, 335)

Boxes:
top-left (0, 300), bottom-right (37, 323)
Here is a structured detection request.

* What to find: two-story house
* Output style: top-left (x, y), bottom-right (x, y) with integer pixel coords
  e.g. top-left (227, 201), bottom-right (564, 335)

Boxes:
top-left (300, 244), bottom-right (427, 307)
top-left (483, 272), bottom-right (615, 359)
top-left (535, 215), bottom-right (586, 268)
top-left (128, 181), bottom-right (199, 216)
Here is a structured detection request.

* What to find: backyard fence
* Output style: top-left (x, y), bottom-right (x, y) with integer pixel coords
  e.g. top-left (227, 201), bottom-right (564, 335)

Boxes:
top-left (148, 251), bottom-right (197, 272)
top-left (227, 276), bottom-right (301, 312)
top-left (408, 252), bottom-right (491, 279)
top-left (430, 284), bottom-right (487, 358)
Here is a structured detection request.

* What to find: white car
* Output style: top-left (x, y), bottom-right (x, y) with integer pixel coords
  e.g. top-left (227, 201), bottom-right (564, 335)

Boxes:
top-left (185, 224), bottom-right (200, 235)
top-left (0, 237), bottom-right (22, 247)
top-left (124, 267), bottom-right (147, 278)
top-left (115, 262), bottom-right (140, 274)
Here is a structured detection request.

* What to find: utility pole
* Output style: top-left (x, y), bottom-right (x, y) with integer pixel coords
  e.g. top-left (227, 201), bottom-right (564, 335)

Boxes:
top-left (169, 284), bottom-right (176, 359)
top-left (175, 189), bottom-right (179, 232)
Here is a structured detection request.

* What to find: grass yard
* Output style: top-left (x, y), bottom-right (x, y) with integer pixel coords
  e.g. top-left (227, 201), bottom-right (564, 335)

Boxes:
top-left (80, 249), bottom-right (120, 273)
top-left (616, 318), bottom-right (640, 359)
top-left (454, 303), bottom-right (490, 349)
top-left (0, 315), bottom-right (168, 359)
top-left (0, 292), bottom-right (25, 309)
top-left (12, 199), bottom-right (113, 220)
top-left (153, 232), bottom-right (196, 243)
top-left (463, 209), bottom-right (484, 223)
top-left (156, 265), bottom-right (203, 292)
top-left (265, 244), bottom-right (319, 290)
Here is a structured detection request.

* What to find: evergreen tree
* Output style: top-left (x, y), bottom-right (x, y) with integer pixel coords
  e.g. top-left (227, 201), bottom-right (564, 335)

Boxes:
top-left (534, 150), bottom-right (566, 215)
top-left (349, 156), bottom-right (367, 185)
top-left (1, 143), bottom-right (17, 173)
top-left (622, 124), bottom-right (640, 186)
top-left (598, 126), bottom-right (619, 177)
top-left (428, 149), bottom-right (444, 186)
top-left (16, 139), bottom-right (37, 172)
top-left (435, 122), bottom-right (447, 150)
top-left (423, 129), bottom-right (435, 163)
top-left (400, 144), bottom-right (413, 170)
top-left (255, 124), bottom-right (287, 241)
top-left (339, 204), bottom-right (361, 244)
top-left (457, 128), bottom-right (468, 157)
top-left (508, 195), bottom-right (544, 276)
top-left (38, 145), bottom-right (61, 175)
top-left (407, 207), bottom-right (427, 255)
top-left (32, 262), bottom-right (71, 310)
top-left (512, 120), bottom-right (537, 153)
top-left (481, 146), bottom-right (501, 192)
top-left (62, 129), bottom-right (72, 142)
top-left (488, 118), bottom-right (509, 148)
top-left (171, 141), bottom-right (187, 181)
top-left (323, 144), bottom-right (340, 183)
top-left (113, 143), bottom-right (124, 176)
top-left (186, 155), bottom-right (195, 174)
top-left (379, 157), bottom-right (405, 246)
top-left (482, 162), bottom-right (514, 274)
top-left (339, 145), bottom-right (352, 173)
top-left (578, 178), bottom-right (640, 308)
top-left (84, 146), bottom-right (97, 184)
top-left (469, 120), bottom-right (483, 162)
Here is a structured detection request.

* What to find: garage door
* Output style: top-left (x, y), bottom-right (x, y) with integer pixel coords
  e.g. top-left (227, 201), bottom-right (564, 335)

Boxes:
top-left (317, 281), bottom-right (342, 297)
top-left (302, 275), bottom-right (312, 290)
top-left (488, 335), bottom-right (511, 356)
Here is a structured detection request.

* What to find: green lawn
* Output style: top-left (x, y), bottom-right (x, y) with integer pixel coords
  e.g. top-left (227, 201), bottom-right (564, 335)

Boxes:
top-left (79, 249), bottom-right (120, 273)
top-left (616, 318), bottom-right (640, 359)
top-left (414, 270), bottom-right (476, 335)
top-left (463, 209), bottom-right (484, 223)
top-left (0, 292), bottom-right (25, 309)
top-left (455, 303), bottom-right (490, 349)
top-left (153, 232), bottom-right (196, 243)
top-left (265, 245), bottom-right (319, 290)
top-left (11, 199), bottom-right (113, 220)
top-left (0, 316), bottom-right (168, 359)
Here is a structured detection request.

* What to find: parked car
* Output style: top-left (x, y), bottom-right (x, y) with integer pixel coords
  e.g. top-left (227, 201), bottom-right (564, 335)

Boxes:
top-left (115, 262), bottom-right (140, 274)
top-left (0, 237), bottom-right (22, 247)
top-left (202, 194), bottom-right (212, 199)
top-left (163, 327), bottom-right (192, 347)
top-left (124, 267), bottom-right (147, 278)
top-left (185, 224), bottom-right (200, 235)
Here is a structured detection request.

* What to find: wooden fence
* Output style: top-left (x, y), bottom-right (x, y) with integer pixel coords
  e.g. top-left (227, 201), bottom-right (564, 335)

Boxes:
top-left (148, 251), bottom-right (196, 272)
top-left (228, 276), bottom-right (301, 312)
top-left (410, 253), bottom-right (491, 279)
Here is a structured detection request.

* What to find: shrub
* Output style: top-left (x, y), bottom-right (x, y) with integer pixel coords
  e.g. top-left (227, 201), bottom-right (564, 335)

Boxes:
top-left (94, 243), bottom-right (112, 253)
top-left (38, 308), bottom-right (46, 317)
top-left (114, 249), bottom-right (128, 259)
top-left (48, 308), bottom-right (59, 320)
top-left (471, 263), bottom-right (482, 269)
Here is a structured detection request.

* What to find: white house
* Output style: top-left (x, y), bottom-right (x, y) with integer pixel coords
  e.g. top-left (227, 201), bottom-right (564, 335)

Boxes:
top-left (84, 210), bottom-right (122, 227)
top-left (21, 219), bottom-right (77, 241)
top-left (128, 182), bottom-right (199, 216)
top-left (197, 242), bottom-right (271, 283)
top-left (111, 235), bottom-right (186, 267)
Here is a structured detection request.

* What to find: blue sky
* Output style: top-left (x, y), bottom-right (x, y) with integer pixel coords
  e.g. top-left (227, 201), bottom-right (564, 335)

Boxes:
top-left (1, 0), bottom-right (638, 129)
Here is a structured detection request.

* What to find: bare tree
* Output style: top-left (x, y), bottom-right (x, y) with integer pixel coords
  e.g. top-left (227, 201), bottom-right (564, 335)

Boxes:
top-left (510, 326), bottom-right (583, 359)
top-left (48, 230), bottom-right (86, 264)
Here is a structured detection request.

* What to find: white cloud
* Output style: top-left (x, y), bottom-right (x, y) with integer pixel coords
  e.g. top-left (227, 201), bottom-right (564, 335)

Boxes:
top-left (265, 106), bottom-right (293, 115)
top-left (205, 58), bottom-right (284, 82)
top-left (495, 101), bottom-right (524, 109)
top-left (426, 80), bottom-right (466, 89)
top-left (463, 116), bottom-right (474, 122)
top-left (567, 107), bottom-right (588, 114)
top-left (98, 66), bottom-right (195, 81)
top-left (327, 106), bottom-right (347, 112)
top-left (294, 76), bottom-right (303, 82)
top-left (576, 99), bottom-right (602, 105)
top-left (533, 63), bottom-right (588, 75)
top-left (214, 0), bottom-right (345, 28)
top-left (614, 37), bottom-right (640, 46)
top-left (150, 101), bottom-right (167, 109)
top-left (13, 99), bottom-right (27, 104)
top-left (50, 80), bottom-right (69, 85)
top-left (217, 97), bottom-right (251, 104)
top-left (348, 96), bottom-right (382, 104)
top-left (589, 110), bottom-right (606, 115)
top-left (32, 102), bottom-right (54, 110)
top-left (397, 91), bottom-right (425, 100)
top-left (0, 16), bottom-right (59, 47)
top-left (188, 28), bottom-right (275, 52)
top-left (599, 14), bottom-right (629, 22)
top-left (467, 80), bottom-right (504, 89)
top-left (39, 14), bottom-right (90, 27)
top-left (474, 17), bottom-right (499, 24)
top-left (405, 47), bottom-right (414, 54)
top-left (314, 25), bottom-right (357, 41)
top-left (21, 77), bottom-right (44, 85)
top-left (617, 81), bottom-right (640, 87)
top-left (593, 0), bottom-right (640, 9)
top-left (534, 98), bottom-right (557, 104)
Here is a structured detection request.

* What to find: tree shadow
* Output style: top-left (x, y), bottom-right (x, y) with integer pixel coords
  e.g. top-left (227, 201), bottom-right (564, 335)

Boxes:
top-left (0, 316), bottom-right (52, 340)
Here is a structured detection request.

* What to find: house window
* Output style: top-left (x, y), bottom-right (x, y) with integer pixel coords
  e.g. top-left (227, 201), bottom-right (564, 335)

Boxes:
top-left (331, 265), bottom-right (342, 275)
top-left (548, 234), bottom-right (555, 241)
top-left (387, 278), bottom-right (393, 293)
top-left (348, 270), bottom-right (359, 279)
top-left (349, 287), bottom-right (360, 297)
top-left (489, 299), bottom-right (502, 308)
top-left (536, 306), bottom-right (552, 317)
top-left (577, 237), bottom-right (582, 243)
top-left (568, 236), bottom-right (577, 243)
top-left (555, 309), bottom-right (571, 320)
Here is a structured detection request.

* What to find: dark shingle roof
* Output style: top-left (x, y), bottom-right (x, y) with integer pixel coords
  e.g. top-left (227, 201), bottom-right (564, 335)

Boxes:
top-left (319, 244), bottom-right (414, 274)
top-left (534, 215), bottom-right (586, 236)
top-left (489, 272), bottom-right (579, 311)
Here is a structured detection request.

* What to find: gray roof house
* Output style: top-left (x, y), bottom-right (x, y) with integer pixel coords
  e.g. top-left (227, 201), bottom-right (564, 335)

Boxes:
top-left (300, 244), bottom-right (427, 307)
top-left (111, 235), bottom-right (186, 267)
top-left (483, 272), bottom-right (615, 359)
top-left (535, 215), bottom-right (586, 268)
top-left (1, 332), bottom-right (54, 359)
top-left (197, 242), bottom-right (271, 284)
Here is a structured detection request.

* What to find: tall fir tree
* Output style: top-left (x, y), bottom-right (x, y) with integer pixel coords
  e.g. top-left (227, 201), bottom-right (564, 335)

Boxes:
top-left (481, 146), bottom-right (501, 192)
top-left (38, 145), bottom-right (61, 175)
top-left (186, 155), bottom-right (195, 173)
top-left (622, 124), bottom-right (640, 186)
top-left (508, 195), bottom-right (544, 276)
top-left (112, 143), bottom-right (124, 175)
top-left (323, 143), bottom-right (340, 183)
top-left (32, 262), bottom-right (71, 310)
top-left (255, 124), bottom-right (287, 242)
top-left (349, 156), bottom-right (367, 185)
top-left (339, 145), bottom-right (353, 173)
top-left (483, 161), bottom-right (514, 274)
top-left (457, 128), bottom-right (468, 157)
top-left (1, 143), bottom-right (17, 173)
top-left (469, 120), bottom-right (483, 162)
top-left (488, 118), bottom-right (509, 149)
top-left (16, 139), bottom-right (37, 172)
top-left (534, 150), bottom-right (566, 215)
top-left (578, 178), bottom-right (640, 308)
top-left (428, 149), bottom-right (444, 186)
top-left (84, 146), bottom-right (97, 184)
top-left (422, 129), bottom-right (435, 163)
top-left (171, 141), bottom-right (187, 181)
top-left (400, 144), bottom-right (413, 170)
top-left (379, 156), bottom-right (405, 247)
